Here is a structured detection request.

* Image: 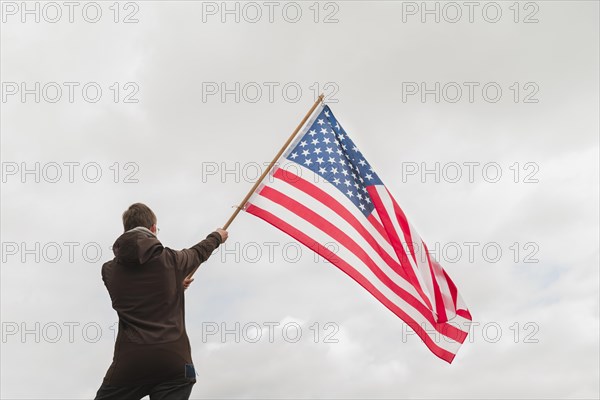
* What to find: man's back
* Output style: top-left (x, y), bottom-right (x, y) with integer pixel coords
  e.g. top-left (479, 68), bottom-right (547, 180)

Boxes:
top-left (101, 227), bottom-right (222, 386)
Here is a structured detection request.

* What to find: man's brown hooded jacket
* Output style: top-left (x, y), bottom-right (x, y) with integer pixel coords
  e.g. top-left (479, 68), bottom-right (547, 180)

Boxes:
top-left (100, 227), bottom-right (222, 386)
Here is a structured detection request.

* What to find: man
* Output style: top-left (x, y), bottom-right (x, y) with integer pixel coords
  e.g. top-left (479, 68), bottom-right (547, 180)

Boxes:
top-left (95, 203), bottom-right (228, 400)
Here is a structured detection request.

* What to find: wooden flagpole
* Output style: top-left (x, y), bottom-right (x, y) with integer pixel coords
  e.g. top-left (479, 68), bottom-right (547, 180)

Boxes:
top-left (186, 93), bottom-right (324, 280)
top-left (221, 93), bottom-right (324, 230)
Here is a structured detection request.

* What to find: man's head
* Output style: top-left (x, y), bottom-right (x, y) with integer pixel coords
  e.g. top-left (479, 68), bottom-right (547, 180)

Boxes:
top-left (122, 203), bottom-right (157, 233)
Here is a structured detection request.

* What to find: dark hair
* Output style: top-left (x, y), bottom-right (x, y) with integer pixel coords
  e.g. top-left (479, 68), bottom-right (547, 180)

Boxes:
top-left (122, 203), bottom-right (157, 231)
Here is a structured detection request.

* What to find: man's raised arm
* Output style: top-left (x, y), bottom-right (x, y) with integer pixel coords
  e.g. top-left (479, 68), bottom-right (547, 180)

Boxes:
top-left (168, 228), bottom-right (229, 281)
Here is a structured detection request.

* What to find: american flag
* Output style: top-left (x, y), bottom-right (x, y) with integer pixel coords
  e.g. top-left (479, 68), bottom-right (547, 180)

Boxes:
top-left (245, 104), bottom-right (472, 363)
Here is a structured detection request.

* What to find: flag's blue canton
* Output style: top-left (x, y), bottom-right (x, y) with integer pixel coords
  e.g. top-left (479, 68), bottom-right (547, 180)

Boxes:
top-left (285, 105), bottom-right (382, 217)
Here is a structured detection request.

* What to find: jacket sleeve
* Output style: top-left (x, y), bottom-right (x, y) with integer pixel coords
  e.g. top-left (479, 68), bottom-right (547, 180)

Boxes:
top-left (168, 232), bottom-right (223, 279)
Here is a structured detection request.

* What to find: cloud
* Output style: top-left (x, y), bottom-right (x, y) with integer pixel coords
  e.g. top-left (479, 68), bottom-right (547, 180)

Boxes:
top-left (1, 2), bottom-right (598, 399)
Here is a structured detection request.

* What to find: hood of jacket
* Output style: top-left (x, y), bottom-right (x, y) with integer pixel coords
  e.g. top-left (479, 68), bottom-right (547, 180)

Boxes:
top-left (112, 227), bottom-right (163, 265)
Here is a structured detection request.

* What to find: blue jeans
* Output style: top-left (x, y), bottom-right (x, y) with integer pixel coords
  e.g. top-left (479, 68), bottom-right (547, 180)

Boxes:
top-left (94, 377), bottom-right (196, 400)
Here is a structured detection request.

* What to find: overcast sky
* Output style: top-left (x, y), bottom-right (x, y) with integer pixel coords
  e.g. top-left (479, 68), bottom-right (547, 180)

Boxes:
top-left (1, 1), bottom-right (599, 399)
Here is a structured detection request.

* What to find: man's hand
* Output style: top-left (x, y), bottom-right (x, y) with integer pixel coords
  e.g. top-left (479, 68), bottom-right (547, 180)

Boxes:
top-left (183, 277), bottom-right (194, 291)
top-left (216, 228), bottom-right (229, 243)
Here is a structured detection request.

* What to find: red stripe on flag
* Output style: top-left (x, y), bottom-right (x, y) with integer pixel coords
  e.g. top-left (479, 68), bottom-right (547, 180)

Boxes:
top-left (368, 186), bottom-right (434, 311)
top-left (443, 268), bottom-right (459, 310)
top-left (367, 213), bottom-right (392, 246)
top-left (424, 241), bottom-right (448, 323)
top-left (386, 187), bottom-right (419, 267)
top-left (457, 309), bottom-right (472, 320)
